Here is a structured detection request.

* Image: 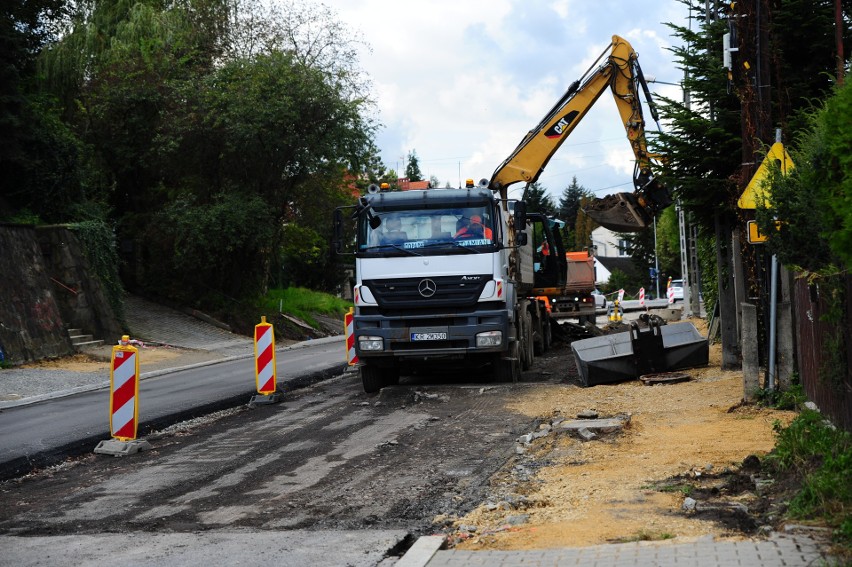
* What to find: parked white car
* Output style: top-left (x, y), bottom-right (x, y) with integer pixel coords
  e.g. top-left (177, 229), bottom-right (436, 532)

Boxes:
top-left (670, 279), bottom-right (684, 301)
top-left (591, 289), bottom-right (607, 309)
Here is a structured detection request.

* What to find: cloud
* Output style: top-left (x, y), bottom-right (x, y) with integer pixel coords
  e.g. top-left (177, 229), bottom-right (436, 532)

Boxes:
top-left (311, 0), bottom-right (688, 200)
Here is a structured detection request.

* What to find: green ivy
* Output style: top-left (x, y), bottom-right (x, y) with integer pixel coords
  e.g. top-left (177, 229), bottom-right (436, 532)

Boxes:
top-left (71, 220), bottom-right (125, 323)
top-left (791, 269), bottom-right (848, 391)
top-left (696, 228), bottom-right (718, 314)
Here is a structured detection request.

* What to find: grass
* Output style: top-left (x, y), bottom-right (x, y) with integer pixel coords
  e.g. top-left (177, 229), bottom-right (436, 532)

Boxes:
top-left (754, 380), bottom-right (807, 411)
top-left (258, 287), bottom-right (352, 329)
top-left (765, 409), bottom-right (852, 553)
top-left (613, 530), bottom-right (675, 543)
top-left (654, 482), bottom-right (693, 496)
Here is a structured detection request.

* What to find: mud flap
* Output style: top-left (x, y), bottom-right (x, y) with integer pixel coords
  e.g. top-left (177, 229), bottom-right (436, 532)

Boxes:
top-left (582, 192), bottom-right (651, 232)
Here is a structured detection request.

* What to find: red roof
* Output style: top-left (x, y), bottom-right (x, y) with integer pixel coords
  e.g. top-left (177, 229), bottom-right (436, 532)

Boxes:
top-left (398, 178), bottom-right (431, 191)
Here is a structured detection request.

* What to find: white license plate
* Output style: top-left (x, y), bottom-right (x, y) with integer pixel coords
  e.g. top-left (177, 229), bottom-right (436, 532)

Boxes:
top-left (411, 332), bottom-right (447, 341)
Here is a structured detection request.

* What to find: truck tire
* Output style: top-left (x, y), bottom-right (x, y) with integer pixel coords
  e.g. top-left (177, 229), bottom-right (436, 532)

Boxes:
top-left (520, 310), bottom-right (534, 371)
top-left (494, 342), bottom-right (520, 383)
top-left (361, 365), bottom-right (384, 393)
top-left (533, 317), bottom-right (547, 356)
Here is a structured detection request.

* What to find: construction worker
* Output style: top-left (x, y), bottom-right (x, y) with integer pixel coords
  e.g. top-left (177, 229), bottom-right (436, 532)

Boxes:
top-left (455, 215), bottom-right (492, 240)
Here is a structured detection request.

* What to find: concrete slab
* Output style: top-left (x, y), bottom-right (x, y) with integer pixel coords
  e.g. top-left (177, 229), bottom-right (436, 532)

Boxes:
top-left (557, 415), bottom-right (631, 434)
top-left (648, 307), bottom-right (683, 321)
top-left (396, 536), bottom-right (447, 567)
top-left (640, 371), bottom-right (692, 385)
top-left (248, 393), bottom-right (282, 406)
top-left (93, 439), bottom-right (152, 456)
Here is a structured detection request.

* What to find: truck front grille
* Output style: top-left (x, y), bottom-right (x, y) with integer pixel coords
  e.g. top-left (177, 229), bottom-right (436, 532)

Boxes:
top-left (363, 275), bottom-right (490, 309)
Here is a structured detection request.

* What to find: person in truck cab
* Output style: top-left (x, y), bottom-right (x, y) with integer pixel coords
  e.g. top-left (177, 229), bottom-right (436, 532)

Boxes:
top-left (455, 215), bottom-right (492, 240)
top-left (382, 216), bottom-right (407, 244)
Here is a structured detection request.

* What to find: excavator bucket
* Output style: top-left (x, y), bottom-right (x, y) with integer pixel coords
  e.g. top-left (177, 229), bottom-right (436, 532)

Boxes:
top-left (582, 192), bottom-right (652, 232)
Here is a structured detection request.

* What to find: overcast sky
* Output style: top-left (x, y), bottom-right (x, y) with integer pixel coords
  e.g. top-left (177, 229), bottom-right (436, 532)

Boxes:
top-left (315, 0), bottom-right (691, 203)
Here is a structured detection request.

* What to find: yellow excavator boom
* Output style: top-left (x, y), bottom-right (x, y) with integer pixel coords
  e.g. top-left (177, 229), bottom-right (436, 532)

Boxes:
top-left (488, 35), bottom-right (671, 232)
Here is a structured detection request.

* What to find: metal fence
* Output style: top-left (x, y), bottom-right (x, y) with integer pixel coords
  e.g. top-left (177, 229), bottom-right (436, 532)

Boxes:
top-left (793, 274), bottom-right (852, 432)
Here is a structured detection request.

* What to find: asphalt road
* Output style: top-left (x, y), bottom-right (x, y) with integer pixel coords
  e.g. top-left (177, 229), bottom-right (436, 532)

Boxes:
top-left (0, 356), bottom-right (556, 566)
top-left (0, 339), bottom-right (348, 480)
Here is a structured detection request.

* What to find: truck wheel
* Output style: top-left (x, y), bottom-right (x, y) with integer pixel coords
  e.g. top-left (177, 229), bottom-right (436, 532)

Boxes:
top-left (494, 342), bottom-right (520, 384)
top-left (521, 311), bottom-right (534, 371)
top-left (533, 311), bottom-right (547, 356)
top-left (361, 365), bottom-right (384, 393)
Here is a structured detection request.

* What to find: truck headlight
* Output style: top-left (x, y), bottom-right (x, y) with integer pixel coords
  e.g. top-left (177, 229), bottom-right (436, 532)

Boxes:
top-left (358, 336), bottom-right (384, 351)
top-left (476, 331), bottom-right (502, 347)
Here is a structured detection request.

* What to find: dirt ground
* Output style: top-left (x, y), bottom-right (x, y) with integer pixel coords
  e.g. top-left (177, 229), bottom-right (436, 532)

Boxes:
top-left (448, 317), bottom-right (801, 550)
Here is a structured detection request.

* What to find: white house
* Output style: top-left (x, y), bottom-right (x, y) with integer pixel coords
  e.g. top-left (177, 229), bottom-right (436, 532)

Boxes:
top-left (591, 226), bottom-right (631, 259)
top-left (590, 226), bottom-right (636, 285)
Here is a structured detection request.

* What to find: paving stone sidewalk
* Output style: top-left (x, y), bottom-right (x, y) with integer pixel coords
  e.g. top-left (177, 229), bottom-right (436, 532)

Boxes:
top-left (408, 529), bottom-right (835, 567)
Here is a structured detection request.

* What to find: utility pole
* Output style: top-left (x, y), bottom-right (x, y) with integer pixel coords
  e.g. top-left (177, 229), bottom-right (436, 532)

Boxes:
top-left (836, 0), bottom-right (845, 85)
top-left (724, 0), bottom-right (774, 374)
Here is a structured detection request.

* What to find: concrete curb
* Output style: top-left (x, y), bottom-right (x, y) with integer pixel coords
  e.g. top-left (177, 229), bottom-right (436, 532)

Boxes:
top-left (395, 536), bottom-right (446, 567)
top-left (0, 335), bottom-right (344, 410)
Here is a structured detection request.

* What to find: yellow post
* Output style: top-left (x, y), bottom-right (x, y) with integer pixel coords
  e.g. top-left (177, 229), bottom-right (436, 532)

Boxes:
top-left (608, 300), bottom-right (622, 322)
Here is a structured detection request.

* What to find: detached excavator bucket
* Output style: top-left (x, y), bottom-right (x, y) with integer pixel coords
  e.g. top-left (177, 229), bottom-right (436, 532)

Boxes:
top-left (582, 192), bottom-right (651, 232)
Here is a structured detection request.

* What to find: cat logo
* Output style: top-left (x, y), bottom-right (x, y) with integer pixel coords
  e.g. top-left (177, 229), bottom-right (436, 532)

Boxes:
top-left (544, 110), bottom-right (579, 138)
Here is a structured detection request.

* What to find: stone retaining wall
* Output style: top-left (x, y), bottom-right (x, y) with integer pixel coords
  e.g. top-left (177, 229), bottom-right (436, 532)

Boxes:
top-left (0, 224), bottom-right (123, 364)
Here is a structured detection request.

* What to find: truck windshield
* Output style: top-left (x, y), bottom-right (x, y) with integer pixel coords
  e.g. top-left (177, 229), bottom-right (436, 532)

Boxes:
top-left (358, 206), bottom-right (496, 256)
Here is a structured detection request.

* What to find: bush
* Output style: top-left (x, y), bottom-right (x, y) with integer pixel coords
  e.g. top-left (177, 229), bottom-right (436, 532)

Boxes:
top-left (141, 193), bottom-right (274, 305)
top-left (766, 409), bottom-right (852, 549)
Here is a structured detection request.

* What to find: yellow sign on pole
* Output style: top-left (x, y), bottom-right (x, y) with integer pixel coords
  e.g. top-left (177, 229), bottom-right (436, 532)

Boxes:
top-left (746, 220), bottom-right (782, 244)
top-left (747, 220), bottom-right (768, 244)
top-left (737, 142), bottom-right (795, 210)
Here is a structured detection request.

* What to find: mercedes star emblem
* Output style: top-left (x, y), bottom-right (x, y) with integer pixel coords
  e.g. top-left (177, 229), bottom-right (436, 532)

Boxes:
top-left (418, 279), bottom-right (437, 298)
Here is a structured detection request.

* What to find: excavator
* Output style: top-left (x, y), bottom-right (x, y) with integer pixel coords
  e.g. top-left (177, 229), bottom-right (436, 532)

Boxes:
top-left (488, 35), bottom-right (671, 232)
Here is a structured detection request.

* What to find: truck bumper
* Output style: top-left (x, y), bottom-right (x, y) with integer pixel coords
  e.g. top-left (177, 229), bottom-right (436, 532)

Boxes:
top-left (549, 296), bottom-right (596, 320)
top-left (354, 307), bottom-right (511, 368)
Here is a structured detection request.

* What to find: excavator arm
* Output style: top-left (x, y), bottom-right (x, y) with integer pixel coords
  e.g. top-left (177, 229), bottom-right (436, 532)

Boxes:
top-left (488, 35), bottom-right (671, 232)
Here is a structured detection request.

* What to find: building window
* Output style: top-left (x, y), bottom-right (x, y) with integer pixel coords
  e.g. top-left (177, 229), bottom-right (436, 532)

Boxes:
top-left (617, 239), bottom-right (630, 257)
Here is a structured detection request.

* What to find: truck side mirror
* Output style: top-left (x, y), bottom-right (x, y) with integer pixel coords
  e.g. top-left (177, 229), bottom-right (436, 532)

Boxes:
top-left (515, 231), bottom-right (528, 246)
top-left (514, 201), bottom-right (527, 231)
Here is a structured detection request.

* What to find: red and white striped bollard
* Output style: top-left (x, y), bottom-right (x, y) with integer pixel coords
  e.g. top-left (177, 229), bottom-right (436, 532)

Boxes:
top-left (344, 307), bottom-right (358, 366)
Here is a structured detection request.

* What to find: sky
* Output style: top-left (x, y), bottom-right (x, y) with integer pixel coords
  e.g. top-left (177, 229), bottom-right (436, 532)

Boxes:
top-left (313, 0), bottom-right (691, 204)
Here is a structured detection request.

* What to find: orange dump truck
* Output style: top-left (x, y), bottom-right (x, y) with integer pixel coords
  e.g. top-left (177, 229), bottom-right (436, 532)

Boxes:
top-left (532, 251), bottom-right (597, 324)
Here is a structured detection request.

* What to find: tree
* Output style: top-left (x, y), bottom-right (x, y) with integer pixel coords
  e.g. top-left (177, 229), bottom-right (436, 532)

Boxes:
top-left (0, 0), bottom-right (82, 222)
top-left (654, 9), bottom-right (742, 233)
top-left (521, 182), bottom-right (555, 217)
top-left (760, 78), bottom-right (852, 271)
top-left (573, 196), bottom-right (598, 252)
top-left (405, 150), bottom-right (423, 181)
top-left (557, 176), bottom-right (592, 251)
top-left (25, 0), bottom-right (379, 303)
top-left (621, 207), bottom-right (681, 284)
top-left (556, 177), bottom-right (588, 230)
top-left (654, 0), bottom-right (852, 372)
